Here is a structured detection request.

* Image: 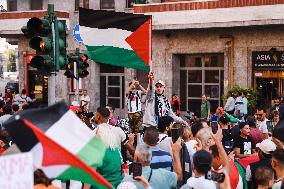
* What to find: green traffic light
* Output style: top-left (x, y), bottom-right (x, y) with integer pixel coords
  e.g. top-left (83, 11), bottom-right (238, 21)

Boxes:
top-left (55, 19), bottom-right (67, 70)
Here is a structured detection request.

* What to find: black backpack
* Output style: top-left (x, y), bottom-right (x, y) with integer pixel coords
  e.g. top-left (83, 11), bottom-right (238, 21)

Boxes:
top-left (178, 143), bottom-right (192, 187)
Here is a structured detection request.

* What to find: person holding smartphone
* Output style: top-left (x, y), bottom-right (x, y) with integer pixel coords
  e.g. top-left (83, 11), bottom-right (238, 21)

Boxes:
top-left (121, 141), bottom-right (183, 189)
top-left (126, 78), bottom-right (147, 134)
top-left (180, 150), bottom-right (219, 189)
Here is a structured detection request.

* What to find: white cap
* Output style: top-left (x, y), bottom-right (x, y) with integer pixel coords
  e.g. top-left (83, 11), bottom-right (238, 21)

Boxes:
top-left (155, 80), bottom-right (165, 87)
top-left (117, 182), bottom-right (137, 189)
top-left (256, 139), bottom-right (276, 154)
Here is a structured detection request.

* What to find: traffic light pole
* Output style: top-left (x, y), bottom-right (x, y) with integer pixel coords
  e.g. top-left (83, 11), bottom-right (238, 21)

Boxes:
top-left (48, 5), bottom-right (56, 106)
top-left (75, 48), bottom-right (80, 102)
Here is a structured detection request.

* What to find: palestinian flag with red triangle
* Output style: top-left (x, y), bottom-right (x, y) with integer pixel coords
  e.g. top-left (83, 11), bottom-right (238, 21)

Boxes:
top-left (3, 102), bottom-right (112, 189)
top-left (79, 8), bottom-right (151, 71)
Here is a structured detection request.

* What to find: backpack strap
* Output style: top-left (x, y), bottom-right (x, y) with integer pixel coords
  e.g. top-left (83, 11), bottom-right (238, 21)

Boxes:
top-left (159, 135), bottom-right (168, 143)
top-left (148, 169), bottom-right (153, 182)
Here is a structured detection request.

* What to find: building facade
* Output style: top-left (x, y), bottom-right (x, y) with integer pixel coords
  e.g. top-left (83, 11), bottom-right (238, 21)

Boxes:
top-left (0, 0), bottom-right (284, 116)
top-left (134, 0), bottom-right (284, 113)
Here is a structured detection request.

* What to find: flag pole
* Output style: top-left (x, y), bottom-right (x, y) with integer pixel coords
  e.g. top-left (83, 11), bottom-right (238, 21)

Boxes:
top-left (149, 17), bottom-right (154, 92)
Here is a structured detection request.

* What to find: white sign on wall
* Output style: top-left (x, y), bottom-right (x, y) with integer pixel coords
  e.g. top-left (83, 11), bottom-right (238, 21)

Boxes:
top-left (0, 152), bottom-right (34, 189)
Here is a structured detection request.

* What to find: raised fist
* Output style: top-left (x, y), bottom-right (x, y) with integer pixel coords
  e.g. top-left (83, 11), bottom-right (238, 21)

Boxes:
top-left (148, 71), bottom-right (154, 79)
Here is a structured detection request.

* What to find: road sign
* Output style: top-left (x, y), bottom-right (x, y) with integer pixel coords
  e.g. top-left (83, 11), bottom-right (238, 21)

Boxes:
top-left (73, 24), bottom-right (83, 43)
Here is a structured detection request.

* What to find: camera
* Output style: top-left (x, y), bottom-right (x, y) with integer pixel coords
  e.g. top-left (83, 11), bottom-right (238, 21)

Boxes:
top-left (206, 171), bottom-right (225, 183)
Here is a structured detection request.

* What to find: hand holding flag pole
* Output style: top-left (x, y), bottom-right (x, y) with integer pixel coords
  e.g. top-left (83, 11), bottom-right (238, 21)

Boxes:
top-left (148, 71), bottom-right (154, 91)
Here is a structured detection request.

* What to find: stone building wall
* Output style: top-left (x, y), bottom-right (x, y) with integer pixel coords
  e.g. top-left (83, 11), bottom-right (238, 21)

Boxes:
top-left (150, 25), bottom-right (284, 99)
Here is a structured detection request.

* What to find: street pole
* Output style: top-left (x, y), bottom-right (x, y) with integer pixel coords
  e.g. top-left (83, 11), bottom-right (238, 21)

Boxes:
top-left (48, 72), bottom-right (56, 105)
top-left (75, 48), bottom-right (80, 103)
top-left (48, 4), bottom-right (56, 105)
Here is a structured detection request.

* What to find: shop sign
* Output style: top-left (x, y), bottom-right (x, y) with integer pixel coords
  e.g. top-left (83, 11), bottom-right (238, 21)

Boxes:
top-left (252, 51), bottom-right (284, 69)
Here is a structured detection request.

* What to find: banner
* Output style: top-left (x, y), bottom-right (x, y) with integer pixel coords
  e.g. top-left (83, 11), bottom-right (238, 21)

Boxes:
top-left (0, 152), bottom-right (33, 189)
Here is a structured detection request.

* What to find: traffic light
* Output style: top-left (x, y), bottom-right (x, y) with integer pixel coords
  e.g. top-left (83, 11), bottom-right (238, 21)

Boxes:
top-left (55, 19), bottom-right (67, 70)
top-left (21, 8), bottom-right (54, 73)
top-left (64, 49), bottom-right (89, 79)
top-left (21, 4), bottom-right (68, 73)
top-left (78, 54), bottom-right (89, 78)
top-left (64, 62), bottom-right (74, 78)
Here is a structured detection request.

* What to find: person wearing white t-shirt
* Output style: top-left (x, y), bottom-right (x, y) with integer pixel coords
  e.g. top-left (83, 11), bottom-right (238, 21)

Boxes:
top-left (181, 150), bottom-right (217, 189)
top-left (256, 108), bottom-right (269, 139)
top-left (126, 78), bottom-right (147, 134)
top-left (242, 92), bottom-right (248, 117)
top-left (224, 92), bottom-right (235, 115)
top-left (14, 89), bottom-right (32, 105)
top-left (182, 127), bottom-right (196, 163)
top-left (80, 89), bottom-right (90, 112)
top-left (157, 116), bottom-right (174, 155)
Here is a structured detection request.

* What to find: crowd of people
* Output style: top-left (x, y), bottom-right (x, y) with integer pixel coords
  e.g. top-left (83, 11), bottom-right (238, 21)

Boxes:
top-left (0, 71), bottom-right (284, 189)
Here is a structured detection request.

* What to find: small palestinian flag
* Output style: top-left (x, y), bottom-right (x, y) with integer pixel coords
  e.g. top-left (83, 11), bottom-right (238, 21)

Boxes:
top-left (79, 8), bottom-right (151, 71)
top-left (4, 102), bottom-right (112, 189)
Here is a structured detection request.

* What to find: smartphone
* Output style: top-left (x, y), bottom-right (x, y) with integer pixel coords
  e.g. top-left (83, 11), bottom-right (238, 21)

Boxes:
top-left (171, 128), bottom-right (179, 143)
top-left (131, 162), bottom-right (142, 179)
top-left (211, 121), bottom-right (219, 134)
top-left (207, 171), bottom-right (225, 183)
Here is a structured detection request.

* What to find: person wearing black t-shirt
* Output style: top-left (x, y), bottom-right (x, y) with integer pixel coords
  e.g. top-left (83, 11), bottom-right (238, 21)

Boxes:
top-left (218, 115), bottom-right (234, 154)
top-left (233, 122), bottom-right (256, 159)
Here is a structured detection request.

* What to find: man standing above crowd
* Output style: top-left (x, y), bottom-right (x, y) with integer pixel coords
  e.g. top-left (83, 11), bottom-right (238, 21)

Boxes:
top-left (80, 89), bottom-right (90, 112)
top-left (126, 78), bottom-right (147, 133)
top-left (143, 72), bottom-right (188, 127)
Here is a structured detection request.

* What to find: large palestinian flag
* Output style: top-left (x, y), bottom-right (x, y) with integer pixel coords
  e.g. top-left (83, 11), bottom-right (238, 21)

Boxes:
top-left (3, 102), bottom-right (112, 189)
top-left (79, 8), bottom-right (152, 71)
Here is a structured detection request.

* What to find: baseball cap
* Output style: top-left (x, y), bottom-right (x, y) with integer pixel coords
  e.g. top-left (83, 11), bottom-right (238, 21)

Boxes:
top-left (117, 182), bottom-right (137, 189)
top-left (155, 80), bottom-right (165, 87)
top-left (256, 139), bottom-right (276, 154)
